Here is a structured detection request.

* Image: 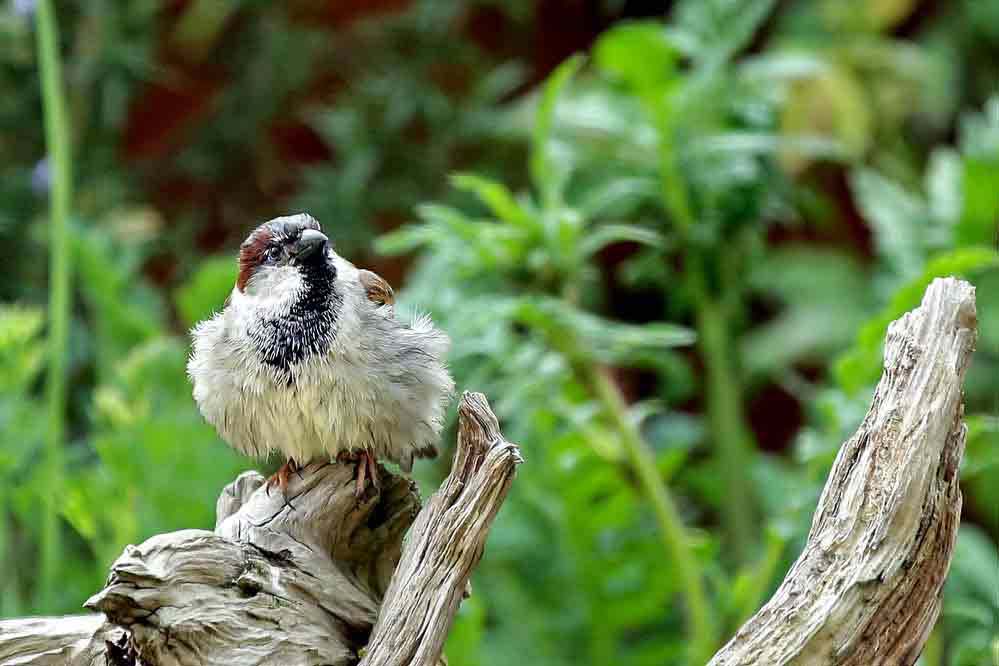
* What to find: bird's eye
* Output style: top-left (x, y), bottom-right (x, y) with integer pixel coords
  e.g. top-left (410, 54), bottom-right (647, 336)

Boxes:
top-left (265, 245), bottom-right (282, 263)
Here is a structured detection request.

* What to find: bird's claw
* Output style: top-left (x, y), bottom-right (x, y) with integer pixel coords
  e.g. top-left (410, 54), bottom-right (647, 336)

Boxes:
top-left (265, 458), bottom-right (304, 509)
top-left (350, 448), bottom-right (380, 498)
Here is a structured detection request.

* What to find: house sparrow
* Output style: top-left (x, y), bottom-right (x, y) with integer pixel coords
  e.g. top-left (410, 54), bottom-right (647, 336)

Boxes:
top-left (187, 213), bottom-right (454, 497)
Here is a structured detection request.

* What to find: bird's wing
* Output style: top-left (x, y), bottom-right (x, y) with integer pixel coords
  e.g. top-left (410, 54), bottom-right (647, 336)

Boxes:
top-left (358, 269), bottom-right (395, 306)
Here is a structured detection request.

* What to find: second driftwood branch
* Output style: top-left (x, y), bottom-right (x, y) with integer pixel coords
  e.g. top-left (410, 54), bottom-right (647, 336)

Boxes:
top-left (710, 277), bottom-right (977, 665)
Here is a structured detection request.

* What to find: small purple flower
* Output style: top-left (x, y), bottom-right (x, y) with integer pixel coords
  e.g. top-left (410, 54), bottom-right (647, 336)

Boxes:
top-left (12, 0), bottom-right (36, 18)
top-left (31, 158), bottom-right (50, 195)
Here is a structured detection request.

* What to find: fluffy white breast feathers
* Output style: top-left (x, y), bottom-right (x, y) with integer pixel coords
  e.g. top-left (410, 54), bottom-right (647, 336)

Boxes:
top-left (187, 213), bottom-right (454, 496)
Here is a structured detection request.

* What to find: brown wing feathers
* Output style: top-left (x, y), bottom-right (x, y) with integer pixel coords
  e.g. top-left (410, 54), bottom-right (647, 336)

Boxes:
top-left (359, 270), bottom-right (395, 306)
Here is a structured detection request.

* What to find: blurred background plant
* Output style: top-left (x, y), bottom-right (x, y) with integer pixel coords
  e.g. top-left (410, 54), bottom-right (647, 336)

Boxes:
top-left (1, 1), bottom-right (996, 664)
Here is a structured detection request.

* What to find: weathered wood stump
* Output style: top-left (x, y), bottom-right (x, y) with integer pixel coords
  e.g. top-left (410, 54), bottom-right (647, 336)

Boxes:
top-left (0, 392), bottom-right (522, 666)
top-left (709, 277), bottom-right (977, 665)
top-left (0, 277), bottom-right (978, 666)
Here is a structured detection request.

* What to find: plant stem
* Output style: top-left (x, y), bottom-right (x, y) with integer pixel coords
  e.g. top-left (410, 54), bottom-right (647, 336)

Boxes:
top-left (691, 269), bottom-right (756, 562)
top-left (654, 105), bottom-right (757, 561)
top-left (573, 360), bottom-right (717, 665)
top-left (0, 498), bottom-right (22, 616)
top-left (735, 530), bottom-right (785, 626)
top-left (36, 0), bottom-right (73, 611)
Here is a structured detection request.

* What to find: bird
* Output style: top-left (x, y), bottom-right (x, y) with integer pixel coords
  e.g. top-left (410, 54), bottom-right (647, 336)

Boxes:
top-left (187, 213), bottom-right (454, 498)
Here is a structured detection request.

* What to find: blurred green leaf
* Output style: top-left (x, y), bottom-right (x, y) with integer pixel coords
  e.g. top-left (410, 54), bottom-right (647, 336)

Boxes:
top-left (577, 224), bottom-right (665, 258)
top-left (531, 54), bottom-right (585, 202)
top-left (926, 148), bottom-right (962, 225)
top-left (73, 226), bottom-right (165, 373)
top-left (0, 305), bottom-right (45, 392)
top-left (516, 296), bottom-right (695, 367)
top-left (849, 168), bottom-right (930, 281)
top-left (451, 173), bottom-right (533, 229)
top-left (964, 416), bottom-right (999, 477)
top-left (725, 527), bottom-right (786, 626)
top-left (688, 132), bottom-right (848, 162)
top-left (738, 52), bottom-right (827, 82)
top-left (174, 256), bottom-right (237, 329)
top-left (745, 247), bottom-right (872, 378)
top-left (835, 247), bottom-right (999, 393)
top-left (593, 22), bottom-right (678, 95)
top-left (781, 67), bottom-right (873, 171)
top-left (576, 176), bottom-right (658, 220)
top-left (374, 224), bottom-right (440, 256)
top-left (445, 594), bottom-right (486, 666)
top-left (958, 157), bottom-right (999, 247)
top-left (942, 526), bottom-right (999, 666)
top-left (671, 0), bottom-right (778, 66)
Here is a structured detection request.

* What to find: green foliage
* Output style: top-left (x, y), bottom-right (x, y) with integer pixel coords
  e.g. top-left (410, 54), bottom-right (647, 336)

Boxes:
top-left (174, 256), bottom-right (237, 329)
top-left (74, 225), bottom-right (168, 376)
top-left (3, 221), bottom-right (245, 610)
top-left (295, 0), bottom-right (528, 256)
top-left (383, 58), bottom-right (731, 660)
top-left (943, 526), bottom-right (999, 666)
top-left (745, 247), bottom-right (873, 380)
top-left (389, 10), bottom-right (999, 665)
top-left (0, 305), bottom-right (46, 615)
top-left (68, 336), bottom-right (244, 573)
top-left (955, 98), bottom-right (999, 246)
top-left (834, 97), bottom-right (999, 397)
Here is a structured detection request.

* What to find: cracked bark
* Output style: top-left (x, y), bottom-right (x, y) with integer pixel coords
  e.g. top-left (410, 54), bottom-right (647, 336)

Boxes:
top-left (0, 278), bottom-right (977, 666)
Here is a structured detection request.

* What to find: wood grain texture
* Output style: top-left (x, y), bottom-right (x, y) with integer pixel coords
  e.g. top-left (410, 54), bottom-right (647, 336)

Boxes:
top-left (0, 615), bottom-right (114, 666)
top-left (79, 457), bottom-right (420, 666)
top-left (709, 277), bottom-right (977, 666)
top-left (359, 392), bottom-right (523, 666)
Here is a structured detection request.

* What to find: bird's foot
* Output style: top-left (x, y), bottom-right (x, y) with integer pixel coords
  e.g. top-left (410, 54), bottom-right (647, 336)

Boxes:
top-left (265, 458), bottom-right (301, 510)
top-left (346, 448), bottom-right (380, 498)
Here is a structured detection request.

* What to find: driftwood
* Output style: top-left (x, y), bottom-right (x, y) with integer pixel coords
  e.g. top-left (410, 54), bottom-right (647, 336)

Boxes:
top-left (0, 277), bottom-right (978, 666)
top-left (710, 277), bottom-right (977, 665)
top-left (0, 392), bottom-right (522, 666)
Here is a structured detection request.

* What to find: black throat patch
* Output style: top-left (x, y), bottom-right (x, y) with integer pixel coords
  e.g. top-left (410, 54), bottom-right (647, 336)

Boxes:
top-left (251, 258), bottom-right (341, 372)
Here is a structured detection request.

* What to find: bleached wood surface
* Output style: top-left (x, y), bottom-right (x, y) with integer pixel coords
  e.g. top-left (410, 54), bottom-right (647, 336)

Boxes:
top-left (0, 615), bottom-right (112, 666)
top-left (359, 392), bottom-right (523, 666)
top-left (709, 277), bottom-right (977, 665)
top-left (0, 278), bottom-right (978, 666)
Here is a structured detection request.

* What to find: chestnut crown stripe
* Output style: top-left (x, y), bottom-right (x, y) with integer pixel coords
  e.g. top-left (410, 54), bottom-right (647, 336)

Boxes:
top-left (236, 227), bottom-right (273, 292)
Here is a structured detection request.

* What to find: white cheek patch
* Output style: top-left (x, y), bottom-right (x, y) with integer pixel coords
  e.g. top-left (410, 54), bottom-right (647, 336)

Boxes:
top-left (239, 266), bottom-right (305, 319)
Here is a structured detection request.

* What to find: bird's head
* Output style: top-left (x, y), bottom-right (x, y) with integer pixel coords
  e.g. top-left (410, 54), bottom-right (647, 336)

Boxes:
top-left (223, 214), bottom-right (344, 370)
top-left (236, 213), bottom-right (335, 299)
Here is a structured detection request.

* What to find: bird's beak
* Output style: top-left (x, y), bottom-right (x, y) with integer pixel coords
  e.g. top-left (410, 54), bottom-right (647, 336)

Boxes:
top-left (289, 229), bottom-right (329, 263)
